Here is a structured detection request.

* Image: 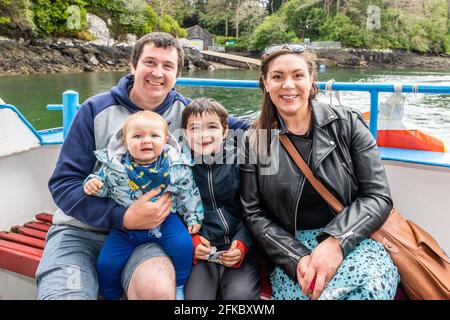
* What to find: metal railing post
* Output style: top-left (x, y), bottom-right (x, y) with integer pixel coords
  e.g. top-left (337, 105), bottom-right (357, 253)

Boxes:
top-left (47, 90), bottom-right (80, 139)
top-left (369, 91), bottom-right (379, 139)
top-left (62, 90), bottom-right (79, 138)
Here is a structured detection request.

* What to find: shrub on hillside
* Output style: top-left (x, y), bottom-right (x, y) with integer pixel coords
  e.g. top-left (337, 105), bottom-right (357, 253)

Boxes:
top-left (248, 14), bottom-right (298, 52)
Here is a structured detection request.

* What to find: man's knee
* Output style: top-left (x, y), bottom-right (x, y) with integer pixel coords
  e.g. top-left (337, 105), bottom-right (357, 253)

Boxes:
top-left (127, 256), bottom-right (176, 300)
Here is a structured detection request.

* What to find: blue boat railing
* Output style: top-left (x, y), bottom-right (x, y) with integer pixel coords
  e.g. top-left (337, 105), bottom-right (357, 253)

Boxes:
top-left (45, 79), bottom-right (450, 140)
top-left (176, 78), bottom-right (450, 139)
top-left (35, 78), bottom-right (450, 167)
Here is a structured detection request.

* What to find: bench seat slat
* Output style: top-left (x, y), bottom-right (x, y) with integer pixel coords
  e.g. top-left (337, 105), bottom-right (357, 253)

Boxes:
top-left (35, 213), bottom-right (53, 224)
top-left (0, 239), bottom-right (43, 257)
top-left (23, 221), bottom-right (51, 232)
top-left (0, 246), bottom-right (41, 278)
top-left (11, 226), bottom-right (47, 240)
top-left (0, 231), bottom-right (45, 249)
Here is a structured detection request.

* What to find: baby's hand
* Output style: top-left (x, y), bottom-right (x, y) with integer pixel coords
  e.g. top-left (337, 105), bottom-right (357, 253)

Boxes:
top-left (83, 178), bottom-right (104, 195)
top-left (188, 224), bottom-right (201, 234)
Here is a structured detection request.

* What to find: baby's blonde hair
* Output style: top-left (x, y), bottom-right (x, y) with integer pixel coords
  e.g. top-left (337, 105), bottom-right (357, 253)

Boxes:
top-left (122, 110), bottom-right (169, 138)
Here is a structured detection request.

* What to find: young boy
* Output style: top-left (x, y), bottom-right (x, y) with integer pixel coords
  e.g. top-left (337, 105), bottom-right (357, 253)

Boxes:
top-left (181, 98), bottom-right (260, 300)
top-left (83, 110), bottom-right (203, 300)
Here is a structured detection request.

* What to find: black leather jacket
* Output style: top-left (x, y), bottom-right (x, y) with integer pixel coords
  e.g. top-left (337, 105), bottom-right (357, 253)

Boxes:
top-left (240, 101), bottom-right (393, 280)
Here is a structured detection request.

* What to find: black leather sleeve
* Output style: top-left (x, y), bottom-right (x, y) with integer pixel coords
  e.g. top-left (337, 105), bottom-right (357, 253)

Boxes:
top-left (319, 110), bottom-right (393, 256)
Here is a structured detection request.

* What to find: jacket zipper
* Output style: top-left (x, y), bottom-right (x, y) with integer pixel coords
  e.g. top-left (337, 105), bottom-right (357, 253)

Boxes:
top-left (206, 165), bottom-right (230, 244)
top-left (334, 214), bottom-right (371, 243)
top-left (265, 233), bottom-right (301, 261)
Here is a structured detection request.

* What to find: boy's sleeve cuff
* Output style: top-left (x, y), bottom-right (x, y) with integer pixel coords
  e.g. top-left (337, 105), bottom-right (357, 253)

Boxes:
top-left (192, 234), bottom-right (202, 264)
top-left (233, 240), bottom-right (248, 268)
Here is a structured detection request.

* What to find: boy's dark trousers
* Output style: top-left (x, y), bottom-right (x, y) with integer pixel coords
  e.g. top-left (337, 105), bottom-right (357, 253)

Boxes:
top-left (184, 249), bottom-right (260, 300)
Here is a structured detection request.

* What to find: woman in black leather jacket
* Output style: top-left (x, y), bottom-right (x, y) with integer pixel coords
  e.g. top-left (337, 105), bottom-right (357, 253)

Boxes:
top-left (240, 44), bottom-right (400, 300)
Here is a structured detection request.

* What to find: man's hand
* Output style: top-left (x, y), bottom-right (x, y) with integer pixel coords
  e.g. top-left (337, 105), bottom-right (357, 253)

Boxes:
top-left (188, 224), bottom-right (201, 234)
top-left (194, 236), bottom-right (212, 261)
top-left (219, 240), bottom-right (242, 267)
top-left (123, 188), bottom-right (173, 230)
top-left (83, 178), bottom-right (103, 195)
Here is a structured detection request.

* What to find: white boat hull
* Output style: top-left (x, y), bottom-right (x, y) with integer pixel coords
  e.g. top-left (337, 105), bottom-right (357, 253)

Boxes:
top-left (0, 145), bottom-right (449, 299)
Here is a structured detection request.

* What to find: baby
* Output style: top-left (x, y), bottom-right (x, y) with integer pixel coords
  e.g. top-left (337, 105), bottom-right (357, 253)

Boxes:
top-left (83, 110), bottom-right (203, 300)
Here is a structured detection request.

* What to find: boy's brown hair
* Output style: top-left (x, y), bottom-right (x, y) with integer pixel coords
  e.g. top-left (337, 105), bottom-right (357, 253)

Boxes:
top-left (122, 110), bottom-right (169, 140)
top-left (181, 98), bottom-right (228, 133)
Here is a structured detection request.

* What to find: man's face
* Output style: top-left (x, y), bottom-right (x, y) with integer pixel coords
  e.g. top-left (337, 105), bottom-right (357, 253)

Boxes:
top-left (130, 43), bottom-right (179, 110)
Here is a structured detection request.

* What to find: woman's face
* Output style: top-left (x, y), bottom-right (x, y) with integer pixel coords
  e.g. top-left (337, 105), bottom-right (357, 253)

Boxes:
top-left (262, 53), bottom-right (313, 118)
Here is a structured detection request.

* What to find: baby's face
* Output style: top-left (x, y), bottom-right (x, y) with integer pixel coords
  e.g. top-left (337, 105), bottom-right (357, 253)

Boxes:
top-left (185, 112), bottom-right (228, 156)
top-left (124, 117), bottom-right (167, 165)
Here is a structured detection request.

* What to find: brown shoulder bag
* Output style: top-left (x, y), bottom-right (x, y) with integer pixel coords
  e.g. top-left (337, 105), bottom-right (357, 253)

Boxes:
top-left (279, 134), bottom-right (450, 300)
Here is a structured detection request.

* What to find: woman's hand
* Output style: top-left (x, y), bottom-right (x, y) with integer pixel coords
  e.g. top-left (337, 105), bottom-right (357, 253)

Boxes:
top-left (83, 178), bottom-right (103, 195)
top-left (194, 236), bottom-right (212, 261)
top-left (297, 236), bottom-right (344, 300)
top-left (219, 240), bottom-right (242, 267)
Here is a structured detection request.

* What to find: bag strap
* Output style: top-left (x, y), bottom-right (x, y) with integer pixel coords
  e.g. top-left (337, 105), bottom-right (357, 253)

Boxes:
top-left (279, 134), bottom-right (344, 214)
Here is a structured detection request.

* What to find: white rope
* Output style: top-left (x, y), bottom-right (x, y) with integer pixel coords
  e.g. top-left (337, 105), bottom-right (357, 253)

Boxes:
top-left (325, 79), bottom-right (342, 106)
top-left (394, 82), bottom-right (402, 94)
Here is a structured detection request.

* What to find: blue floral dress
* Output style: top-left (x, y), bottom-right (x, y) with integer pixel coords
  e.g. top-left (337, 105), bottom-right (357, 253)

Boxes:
top-left (271, 228), bottom-right (400, 300)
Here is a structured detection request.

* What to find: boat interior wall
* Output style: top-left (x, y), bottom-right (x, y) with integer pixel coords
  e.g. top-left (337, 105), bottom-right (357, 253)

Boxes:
top-left (0, 107), bottom-right (40, 157)
top-left (384, 161), bottom-right (450, 256)
top-left (0, 145), bottom-right (59, 230)
top-left (0, 269), bottom-right (37, 299)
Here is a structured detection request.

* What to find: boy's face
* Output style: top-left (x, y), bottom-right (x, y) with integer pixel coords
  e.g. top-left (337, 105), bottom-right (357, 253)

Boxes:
top-left (124, 117), bottom-right (167, 165)
top-left (185, 112), bottom-right (228, 156)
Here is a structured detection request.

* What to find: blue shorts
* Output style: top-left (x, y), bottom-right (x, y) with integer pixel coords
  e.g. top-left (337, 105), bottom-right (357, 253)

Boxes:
top-left (36, 224), bottom-right (167, 300)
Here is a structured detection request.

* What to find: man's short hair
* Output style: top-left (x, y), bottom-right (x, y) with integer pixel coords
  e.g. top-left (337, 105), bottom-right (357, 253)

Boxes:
top-left (181, 98), bottom-right (229, 132)
top-left (131, 32), bottom-right (185, 77)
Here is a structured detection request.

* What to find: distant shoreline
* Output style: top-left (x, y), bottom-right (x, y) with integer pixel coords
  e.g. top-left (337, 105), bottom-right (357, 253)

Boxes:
top-left (1, 37), bottom-right (450, 77)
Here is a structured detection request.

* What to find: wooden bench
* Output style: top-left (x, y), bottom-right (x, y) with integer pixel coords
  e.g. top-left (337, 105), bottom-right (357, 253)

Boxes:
top-left (0, 213), bottom-right (52, 278)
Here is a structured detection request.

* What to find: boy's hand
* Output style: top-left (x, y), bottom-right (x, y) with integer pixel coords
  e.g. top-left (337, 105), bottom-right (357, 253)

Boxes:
top-left (84, 178), bottom-right (104, 195)
top-left (188, 224), bottom-right (201, 234)
top-left (194, 236), bottom-right (212, 261)
top-left (219, 240), bottom-right (242, 267)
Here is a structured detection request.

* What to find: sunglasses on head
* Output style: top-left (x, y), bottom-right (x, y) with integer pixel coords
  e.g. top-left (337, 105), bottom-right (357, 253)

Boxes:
top-left (262, 43), bottom-right (307, 58)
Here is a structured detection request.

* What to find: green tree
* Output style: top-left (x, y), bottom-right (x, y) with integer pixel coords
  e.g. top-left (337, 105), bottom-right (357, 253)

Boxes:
top-left (284, 1), bottom-right (326, 39)
top-left (32, 0), bottom-right (88, 37)
top-left (249, 14), bottom-right (298, 51)
top-left (0, 0), bottom-right (35, 37)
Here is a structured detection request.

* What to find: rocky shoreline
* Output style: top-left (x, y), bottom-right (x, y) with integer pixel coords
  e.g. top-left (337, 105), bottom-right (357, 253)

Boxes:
top-left (1, 37), bottom-right (450, 76)
top-left (313, 48), bottom-right (450, 71)
top-left (0, 37), bottom-right (211, 76)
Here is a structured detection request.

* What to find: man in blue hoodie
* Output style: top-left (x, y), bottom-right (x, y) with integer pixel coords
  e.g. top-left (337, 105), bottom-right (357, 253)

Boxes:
top-left (36, 32), bottom-right (249, 300)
